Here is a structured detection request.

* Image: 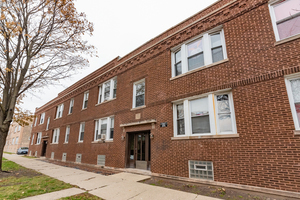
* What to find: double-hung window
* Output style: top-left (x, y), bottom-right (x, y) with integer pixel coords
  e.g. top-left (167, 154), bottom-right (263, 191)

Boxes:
top-left (133, 79), bottom-right (145, 108)
top-left (34, 117), bottom-right (38, 127)
top-left (94, 116), bottom-right (114, 141)
top-left (173, 91), bottom-right (236, 137)
top-left (285, 74), bottom-right (300, 130)
top-left (82, 92), bottom-right (89, 109)
top-left (172, 28), bottom-right (227, 77)
top-left (56, 104), bottom-right (64, 118)
top-left (31, 134), bottom-right (35, 145)
top-left (65, 126), bottom-right (70, 143)
top-left (36, 132), bottom-right (42, 144)
top-left (69, 98), bottom-right (74, 114)
top-left (78, 122), bottom-right (85, 142)
top-left (39, 113), bottom-right (45, 124)
top-left (46, 117), bottom-right (50, 130)
top-left (52, 128), bottom-right (60, 144)
top-left (98, 77), bottom-right (117, 104)
top-left (15, 137), bottom-right (19, 144)
top-left (269, 0), bottom-right (300, 41)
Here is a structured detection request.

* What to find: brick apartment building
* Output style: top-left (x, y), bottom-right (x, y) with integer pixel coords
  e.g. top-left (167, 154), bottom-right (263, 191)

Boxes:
top-left (4, 121), bottom-right (32, 153)
top-left (29, 0), bottom-right (300, 194)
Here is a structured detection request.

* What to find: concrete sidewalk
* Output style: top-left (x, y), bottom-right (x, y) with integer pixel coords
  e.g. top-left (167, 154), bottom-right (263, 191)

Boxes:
top-left (4, 154), bottom-right (220, 200)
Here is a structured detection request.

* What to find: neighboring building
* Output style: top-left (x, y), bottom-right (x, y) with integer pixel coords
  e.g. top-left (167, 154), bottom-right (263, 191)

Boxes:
top-left (4, 121), bottom-right (33, 153)
top-left (29, 0), bottom-right (300, 194)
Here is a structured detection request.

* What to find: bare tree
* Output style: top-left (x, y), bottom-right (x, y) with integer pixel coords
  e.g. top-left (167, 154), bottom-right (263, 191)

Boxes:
top-left (0, 0), bottom-right (95, 171)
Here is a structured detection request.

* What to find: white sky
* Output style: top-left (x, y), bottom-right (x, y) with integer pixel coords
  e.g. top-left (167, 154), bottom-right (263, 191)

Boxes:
top-left (23, 0), bottom-right (218, 113)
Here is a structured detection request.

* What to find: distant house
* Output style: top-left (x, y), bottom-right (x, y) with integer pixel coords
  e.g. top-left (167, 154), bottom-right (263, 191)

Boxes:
top-left (4, 121), bottom-right (33, 153)
top-left (29, 0), bottom-right (300, 194)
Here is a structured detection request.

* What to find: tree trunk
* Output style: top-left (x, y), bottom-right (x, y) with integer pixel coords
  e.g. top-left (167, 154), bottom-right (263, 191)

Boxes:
top-left (0, 128), bottom-right (8, 171)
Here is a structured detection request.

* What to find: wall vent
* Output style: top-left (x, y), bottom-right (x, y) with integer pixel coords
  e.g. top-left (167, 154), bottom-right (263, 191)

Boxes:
top-left (51, 152), bottom-right (54, 159)
top-left (62, 153), bottom-right (67, 162)
top-left (189, 160), bottom-right (214, 180)
top-left (97, 155), bottom-right (106, 166)
top-left (76, 154), bottom-right (82, 163)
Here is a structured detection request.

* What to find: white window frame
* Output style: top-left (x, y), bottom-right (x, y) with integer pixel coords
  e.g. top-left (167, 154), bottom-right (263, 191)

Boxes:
top-left (269, 0), bottom-right (300, 41)
top-left (14, 126), bottom-right (17, 132)
top-left (12, 138), bottom-right (15, 145)
top-left (133, 79), bottom-right (145, 108)
top-left (78, 122), bottom-right (85, 142)
top-left (94, 116), bottom-right (114, 141)
top-left (52, 128), bottom-right (60, 144)
top-left (173, 90), bottom-right (237, 137)
top-left (31, 134), bottom-right (34, 145)
top-left (56, 104), bottom-right (64, 119)
top-left (46, 117), bottom-right (50, 130)
top-left (65, 126), bottom-right (70, 143)
top-left (15, 137), bottom-right (19, 144)
top-left (34, 117), bottom-right (38, 127)
top-left (36, 132), bottom-right (42, 145)
top-left (82, 91), bottom-right (89, 109)
top-left (98, 77), bottom-right (117, 104)
top-left (69, 98), bottom-right (74, 114)
top-left (39, 113), bottom-right (45, 124)
top-left (285, 73), bottom-right (300, 130)
top-left (18, 125), bottom-right (21, 131)
top-left (171, 27), bottom-right (227, 77)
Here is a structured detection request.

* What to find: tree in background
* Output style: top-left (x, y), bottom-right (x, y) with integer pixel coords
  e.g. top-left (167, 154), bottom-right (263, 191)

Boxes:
top-left (0, 0), bottom-right (95, 171)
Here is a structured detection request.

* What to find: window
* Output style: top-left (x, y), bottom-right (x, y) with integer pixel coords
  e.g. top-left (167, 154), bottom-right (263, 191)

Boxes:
top-left (94, 116), bottom-right (114, 141)
top-left (12, 138), bottom-right (15, 145)
top-left (78, 122), bottom-right (85, 142)
top-left (18, 125), bottom-right (21, 131)
top-left (173, 91), bottom-right (236, 137)
top-left (82, 91), bottom-right (89, 109)
top-left (39, 113), bottom-right (45, 124)
top-left (65, 126), bottom-right (70, 143)
top-left (69, 98), bottom-right (74, 114)
top-left (172, 28), bottom-right (227, 77)
top-left (285, 74), bottom-right (300, 130)
top-left (31, 134), bottom-right (34, 145)
top-left (46, 117), bottom-right (50, 130)
top-left (34, 117), bottom-right (38, 127)
top-left (36, 133), bottom-right (42, 144)
top-left (52, 128), bottom-right (60, 144)
top-left (97, 77), bottom-right (117, 104)
top-left (14, 126), bottom-right (17, 132)
top-left (133, 79), bottom-right (145, 108)
top-left (56, 104), bottom-right (64, 118)
top-left (15, 137), bottom-right (18, 144)
top-left (269, 0), bottom-right (300, 41)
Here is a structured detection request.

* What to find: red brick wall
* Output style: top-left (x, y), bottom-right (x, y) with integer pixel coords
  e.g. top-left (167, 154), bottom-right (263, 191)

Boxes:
top-left (29, 0), bottom-right (300, 192)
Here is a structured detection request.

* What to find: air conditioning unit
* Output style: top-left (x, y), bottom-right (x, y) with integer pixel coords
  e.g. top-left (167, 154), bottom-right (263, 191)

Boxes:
top-left (100, 134), bottom-right (106, 140)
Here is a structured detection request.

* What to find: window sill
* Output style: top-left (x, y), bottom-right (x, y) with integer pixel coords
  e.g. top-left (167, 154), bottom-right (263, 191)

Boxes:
top-left (54, 117), bottom-right (62, 120)
top-left (131, 105), bottom-right (146, 111)
top-left (81, 108), bottom-right (87, 111)
top-left (63, 143), bottom-right (68, 144)
top-left (50, 143), bottom-right (58, 145)
top-left (67, 113), bottom-right (72, 116)
top-left (95, 98), bottom-right (116, 106)
top-left (170, 59), bottom-right (229, 81)
top-left (275, 34), bottom-right (300, 46)
top-left (35, 144), bottom-right (41, 145)
top-left (171, 133), bottom-right (239, 140)
top-left (91, 140), bottom-right (113, 143)
top-left (294, 130), bottom-right (300, 135)
top-left (77, 141), bottom-right (83, 143)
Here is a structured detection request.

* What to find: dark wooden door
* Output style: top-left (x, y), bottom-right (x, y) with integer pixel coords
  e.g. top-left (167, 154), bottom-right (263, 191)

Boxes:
top-left (127, 131), bottom-right (150, 170)
top-left (41, 140), bottom-right (48, 156)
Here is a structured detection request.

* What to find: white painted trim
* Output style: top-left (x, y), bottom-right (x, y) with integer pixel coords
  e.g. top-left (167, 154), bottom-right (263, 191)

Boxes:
top-left (68, 98), bottom-right (74, 114)
top-left (65, 126), bottom-right (70, 143)
top-left (82, 91), bottom-right (89, 109)
top-left (132, 79), bottom-right (145, 108)
top-left (78, 122), bottom-right (85, 142)
top-left (52, 128), bottom-right (60, 144)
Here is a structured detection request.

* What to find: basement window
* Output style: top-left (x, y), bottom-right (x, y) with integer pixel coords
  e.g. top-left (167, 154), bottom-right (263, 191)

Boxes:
top-left (189, 160), bottom-right (214, 180)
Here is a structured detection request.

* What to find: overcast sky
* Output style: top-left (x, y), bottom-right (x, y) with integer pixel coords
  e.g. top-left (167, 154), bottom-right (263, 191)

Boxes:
top-left (23, 0), bottom-right (218, 112)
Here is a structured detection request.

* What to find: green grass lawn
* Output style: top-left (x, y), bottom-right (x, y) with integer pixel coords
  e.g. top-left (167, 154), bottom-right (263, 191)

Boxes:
top-left (60, 192), bottom-right (102, 200)
top-left (0, 158), bottom-right (74, 200)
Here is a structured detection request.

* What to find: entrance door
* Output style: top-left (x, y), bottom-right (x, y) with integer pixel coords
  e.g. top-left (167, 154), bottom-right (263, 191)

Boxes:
top-left (41, 140), bottom-right (48, 156)
top-left (127, 131), bottom-right (150, 170)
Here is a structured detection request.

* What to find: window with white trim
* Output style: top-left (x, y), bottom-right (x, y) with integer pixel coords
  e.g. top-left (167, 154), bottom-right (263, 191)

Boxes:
top-left (14, 126), bottom-right (17, 132)
top-left (18, 125), bottom-right (21, 131)
top-left (69, 98), bottom-right (74, 114)
top-left (98, 77), bottom-right (117, 104)
top-left (285, 75), bottom-right (300, 130)
top-left (15, 137), bottom-right (18, 144)
top-left (171, 28), bottom-right (227, 77)
top-left (56, 104), bottom-right (64, 118)
top-left (31, 134), bottom-right (34, 145)
top-left (82, 91), bottom-right (89, 109)
top-left (173, 91), bottom-right (236, 137)
top-left (36, 132), bottom-right (42, 144)
top-left (39, 113), bottom-right (45, 124)
top-left (52, 128), bottom-right (60, 144)
top-left (269, 0), bottom-right (300, 41)
top-left (94, 116), bottom-right (114, 141)
top-left (65, 126), bottom-right (70, 143)
top-left (78, 122), bottom-right (85, 142)
top-left (34, 117), bottom-right (38, 127)
top-left (12, 138), bottom-right (15, 145)
top-left (46, 117), bottom-right (50, 130)
top-left (133, 79), bottom-right (145, 108)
